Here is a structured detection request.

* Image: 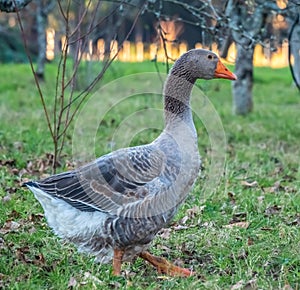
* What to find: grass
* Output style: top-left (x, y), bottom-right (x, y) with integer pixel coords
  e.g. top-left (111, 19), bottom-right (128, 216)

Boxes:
top-left (0, 60), bottom-right (299, 289)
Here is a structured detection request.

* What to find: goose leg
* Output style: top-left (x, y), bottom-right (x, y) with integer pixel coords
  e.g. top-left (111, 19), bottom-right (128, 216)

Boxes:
top-left (139, 251), bottom-right (193, 277)
top-left (112, 249), bottom-right (125, 276)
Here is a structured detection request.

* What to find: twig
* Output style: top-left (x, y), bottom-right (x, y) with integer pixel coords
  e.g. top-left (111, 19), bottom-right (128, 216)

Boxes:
top-left (57, 3), bottom-right (145, 140)
top-left (14, 0), bottom-right (54, 140)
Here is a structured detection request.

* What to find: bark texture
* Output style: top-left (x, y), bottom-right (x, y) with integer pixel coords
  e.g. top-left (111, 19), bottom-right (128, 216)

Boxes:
top-left (226, 0), bottom-right (268, 115)
top-left (232, 44), bottom-right (254, 114)
top-left (287, 3), bottom-right (300, 90)
top-left (289, 19), bottom-right (300, 88)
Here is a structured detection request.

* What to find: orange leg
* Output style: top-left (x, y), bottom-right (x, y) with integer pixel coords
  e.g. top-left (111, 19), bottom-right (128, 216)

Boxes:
top-left (139, 251), bottom-right (193, 277)
top-left (112, 249), bottom-right (125, 276)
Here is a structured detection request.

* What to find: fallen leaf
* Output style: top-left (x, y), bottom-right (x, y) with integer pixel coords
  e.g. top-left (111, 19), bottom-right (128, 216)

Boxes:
top-left (230, 212), bottom-right (247, 223)
top-left (247, 237), bottom-right (254, 246)
top-left (282, 284), bottom-right (293, 290)
top-left (172, 225), bottom-right (189, 231)
top-left (287, 216), bottom-right (300, 226)
top-left (180, 215), bottom-right (189, 225)
top-left (33, 253), bottom-right (46, 266)
top-left (0, 220), bottom-right (21, 234)
top-left (186, 205), bottom-right (204, 218)
top-left (16, 246), bottom-right (30, 263)
top-left (157, 275), bottom-right (173, 280)
top-left (158, 228), bottom-right (171, 239)
top-left (11, 168), bottom-right (19, 175)
top-left (228, 191), bottom-right (236, 204)
top-left (265, 205), bottom-right (281, 216)
top-left (231, 279), bottom-right (244, 290)
top-left (224, 221), bottom-right (250, 229)
top-left (28, 227), bottom-right (37, 234)
top-left (244, 279), bottom-right (257, 290)
top-left (241, 180), bottom-right (258, 187)
top-left (261, 227), bottom-right (273, 231)
top-left (68, 277), bottom-right (77, 288)
top-left (237, 249), bottom-right (248, 260)
top-left (2, 194), bottom-right (11, 203)
top-left (156, 245), bottom-right (171, 253)
top-left (263, 181), bottom-right (282, 193)
top-left (263, 187), bottom-right (276, 193)
top-left (28, 213), bottom-right (44, 222)
top-left (9, 210), bottom-right (21, 219)
top-left (13, 141), bottom-right (24, 151)
top-left (0, 159), bottom-right (16, 167)
top-left (82, 272), bottom-right (102, 286)
top-left (0, 237), bottom-right (5, 250)
top-left (257, 196), bottom-right (264, 204)
top-left (178, 206), bottom-right (205, 225)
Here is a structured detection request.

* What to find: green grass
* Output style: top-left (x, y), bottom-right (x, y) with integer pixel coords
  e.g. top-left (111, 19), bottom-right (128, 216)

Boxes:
top-left (0, 61), bottom-right (299, 289)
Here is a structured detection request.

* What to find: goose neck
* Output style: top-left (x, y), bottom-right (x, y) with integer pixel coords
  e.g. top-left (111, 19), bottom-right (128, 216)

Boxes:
top-left (163, 71), bottom-right (195, 128)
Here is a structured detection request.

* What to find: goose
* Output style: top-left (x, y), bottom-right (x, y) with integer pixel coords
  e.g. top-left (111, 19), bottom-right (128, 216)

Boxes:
top-left (24, 49), bottom-right (236, 277)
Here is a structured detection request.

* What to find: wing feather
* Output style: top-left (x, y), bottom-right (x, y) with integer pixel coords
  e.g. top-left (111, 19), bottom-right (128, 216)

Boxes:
top-left (27, 145), bottom-right (164, 213)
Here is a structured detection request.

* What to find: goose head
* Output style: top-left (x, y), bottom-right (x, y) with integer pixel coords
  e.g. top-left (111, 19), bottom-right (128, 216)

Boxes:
top-left (171, 49), bottom-right (237, 82)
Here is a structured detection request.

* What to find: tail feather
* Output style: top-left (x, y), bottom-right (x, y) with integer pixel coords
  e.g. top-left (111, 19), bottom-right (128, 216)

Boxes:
top-left (22, 181), bottom-right (37, 188)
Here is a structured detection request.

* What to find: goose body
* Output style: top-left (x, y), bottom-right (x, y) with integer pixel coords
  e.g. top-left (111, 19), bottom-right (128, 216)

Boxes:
top-left (25, 49), bottom-right (236, 276)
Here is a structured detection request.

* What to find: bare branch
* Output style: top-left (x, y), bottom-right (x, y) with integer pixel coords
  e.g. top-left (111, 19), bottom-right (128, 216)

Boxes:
top-left (58, 3), bottom-right (146, 140)
top-left (14, 2), bottom-right (54, 140)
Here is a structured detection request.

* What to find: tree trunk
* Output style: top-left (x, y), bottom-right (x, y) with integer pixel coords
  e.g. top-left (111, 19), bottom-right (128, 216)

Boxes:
top-left (290, 22), bottom-right (300, 88)
top-left (232, 44), bottom-right (254, 115)
top-left (287, 2), bottom-right (300, 89)
top-left (225, 0), bottom-right (270, 115)
top-left (35, 1), bottom-right (47, 80)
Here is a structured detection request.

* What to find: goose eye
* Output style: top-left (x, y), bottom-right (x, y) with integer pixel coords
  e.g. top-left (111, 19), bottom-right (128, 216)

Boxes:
top-left (207, 55), bottom-right (213, 60)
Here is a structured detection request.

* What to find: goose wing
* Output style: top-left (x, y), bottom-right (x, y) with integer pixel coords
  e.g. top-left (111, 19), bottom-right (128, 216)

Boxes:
top-left (26, 145), bottom-right (165, 213)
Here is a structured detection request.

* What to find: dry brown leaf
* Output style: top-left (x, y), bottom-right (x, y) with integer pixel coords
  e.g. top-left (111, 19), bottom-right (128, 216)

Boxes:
top-left (178, 206), bottom-right (204, 225)
top-left (263, 187), bottom-right (276, 193)
top-left (0, 237), bottom-right (5, 250)
top-left (67, 276), bottom-right (77, 288)
top-left (231, 280), bottom-right (244, 290)
top-left (228, 191), bottom-right (236, 204)
top-left (172, 225), bottom-right (189, 231)
top-left (261, 227), bottom-right (273, 231)
top-left (287, 215), bottom-right (300, 226)
top-left (224, 221), bottom-right (250, 229)
top-left (265, 205), bottom-right (281, 216)
top-left (156, 245), bottom-right (171, 253)
top-left (33, 253), bottom-right (46, 266)
top-left (0, 159), bottom-right (16, 166)
top-left (28, 213), bottom-right (44, 222)
top-left (16, 246), bottom-right (30, 263)
top-left (263, 181), bottom-right (282, 193)
top-left (247, 237), bottom-right (254, 246)
top-left (257, 196), bottom-right (264, 204)
top-left (180, 215), bottom-right (189, 225)
top-left (244, 279), bottom-right (257, 290)
top-left (2, 194), bottom-right (11, 203)
top-left (230, 212), bottom-right (247, 223)
top-left (241, 180), bottom-right (258, 187)
top-left (82, 272), bottom-right (103, 286)
top-left (186, 205), bottom-right (205, 218)
top-left (282, 284), bottom-right (293, 290)
top-left (158, 228), bottom-right (172, 239)
top-left (0, 220), bottom-right (21, 234)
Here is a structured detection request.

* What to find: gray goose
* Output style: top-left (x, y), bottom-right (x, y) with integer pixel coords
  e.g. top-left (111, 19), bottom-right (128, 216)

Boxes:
top-left (25, 49), bottom-right (236, 277)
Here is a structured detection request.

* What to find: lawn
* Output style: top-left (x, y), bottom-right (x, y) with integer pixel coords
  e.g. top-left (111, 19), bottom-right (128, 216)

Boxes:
top-left (0, 60), bottom-right (299, 289)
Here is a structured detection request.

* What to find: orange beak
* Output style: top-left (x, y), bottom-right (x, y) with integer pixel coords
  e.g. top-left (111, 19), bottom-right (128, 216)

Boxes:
top-left (214, 59), bottom-right (237, 80)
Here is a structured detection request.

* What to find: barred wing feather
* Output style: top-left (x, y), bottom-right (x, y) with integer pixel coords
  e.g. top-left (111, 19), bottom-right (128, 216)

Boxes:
top-left (28, 145), bottom-right (165, 213)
